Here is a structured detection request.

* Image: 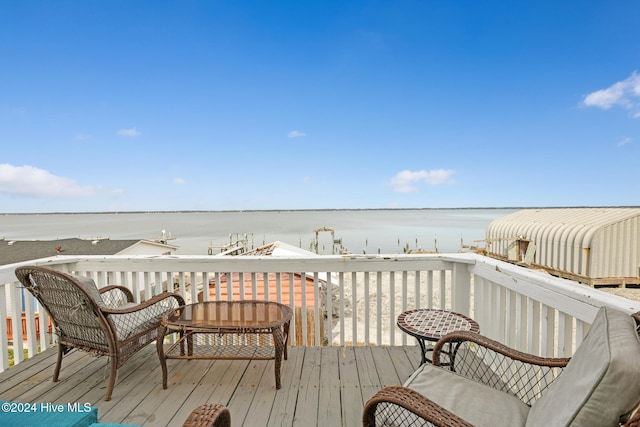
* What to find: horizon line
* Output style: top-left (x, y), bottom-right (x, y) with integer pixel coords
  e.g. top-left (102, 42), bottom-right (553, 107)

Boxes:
top-left (3, 205), bottom-right (640, 215)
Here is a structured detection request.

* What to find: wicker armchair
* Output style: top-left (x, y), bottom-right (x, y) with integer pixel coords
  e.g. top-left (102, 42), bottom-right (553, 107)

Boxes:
top-left (15, 265), bottom-right (185, 401)
top-left (364, 307), bottom-right (640, 427)
top-left (183, 403), bottom-right (231, 427)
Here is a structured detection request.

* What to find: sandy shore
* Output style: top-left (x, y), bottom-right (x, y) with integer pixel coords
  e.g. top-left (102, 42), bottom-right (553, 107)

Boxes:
top-left (329, 273), bottom-right (640, 346)
top-left (329, 271), bottom-right (452, 346)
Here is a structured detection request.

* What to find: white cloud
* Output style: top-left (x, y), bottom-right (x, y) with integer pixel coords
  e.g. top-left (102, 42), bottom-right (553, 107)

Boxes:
top-left (389, 169), bottom-right (456, 193)
top-left (288, 130), bottom-right (306, 138)
top-left (173, 178), bottom-right (187, 185)
top-left (583, 72), bottom-right (640, 116)
top-left (117, 128), bottom-right (142, 137)
top-left (617, 137), bottom-right (633, 147)
top-left (75, 133), bottom-right (91, 141)
top-left (0, 164), bottom-right (96, 198)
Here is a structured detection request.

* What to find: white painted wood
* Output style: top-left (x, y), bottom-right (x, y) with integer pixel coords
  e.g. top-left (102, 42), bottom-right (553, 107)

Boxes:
top-left (338, 272), bottom-right (345, 347)
top-left (24, 293), bottom-right (37, 357)
top-left (0, 285), bottom-right (8, 370)
top-left (364, 271), bottom-right (370, 345)
top-left (351, 271), bottom-right (357, 345)
top-left (452, 262), bottom-right (471, 315)
top-left (8, 283), bottom-right (24, 365)
top-left (389, 271), bottom-right (396, 345)
top-left (401, 271), bottom-right (409, 346)
top-left (1, 252), bottom-right (639, 373)
top-left (37, 300), bottom-right (48, 347)
top-left (313, 272), bottom-right (321, 345)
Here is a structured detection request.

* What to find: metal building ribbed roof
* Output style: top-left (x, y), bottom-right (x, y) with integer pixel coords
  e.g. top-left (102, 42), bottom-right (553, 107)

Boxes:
top-left (485, 208), bottom-right (640, 286)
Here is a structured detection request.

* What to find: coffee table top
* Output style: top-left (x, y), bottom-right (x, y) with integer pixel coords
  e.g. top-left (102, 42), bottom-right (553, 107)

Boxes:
top-left (397, 308), bottom-right (480, 341)
top-left (162, 300), bottom-right (293, 332)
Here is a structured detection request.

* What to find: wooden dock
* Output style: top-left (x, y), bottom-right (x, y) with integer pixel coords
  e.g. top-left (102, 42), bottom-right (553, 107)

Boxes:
top-left (0, 345), bottom-right (421, 426)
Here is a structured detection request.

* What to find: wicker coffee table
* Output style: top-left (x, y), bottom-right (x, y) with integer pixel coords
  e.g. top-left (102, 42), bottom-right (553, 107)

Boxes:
top-left (397, 308), bottom-right (480, 366)
top-left (157, 300), bottom-right (292, 389)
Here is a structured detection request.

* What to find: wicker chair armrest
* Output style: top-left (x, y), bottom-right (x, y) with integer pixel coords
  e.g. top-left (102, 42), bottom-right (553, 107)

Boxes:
top-left (99, 285), bottom-right (135, 306)
top-left (363, 386), bottom-right (474, 427)
top-left (101, 292), bottom-right (185, 315)
top-left (183, 403), bottom-right (231, 427)
top-left (433, 331), bottom-right (570, 368)
top-left (433, 331), bottom-right (569, 406)
top-left (101, 292), bottom-right (185, 341)
top-left (624, 404), bottom-right (640, 427)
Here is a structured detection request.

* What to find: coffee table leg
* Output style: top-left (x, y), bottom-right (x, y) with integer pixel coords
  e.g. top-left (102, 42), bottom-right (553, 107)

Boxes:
top-left (283, 321), bottom-right (290, 360)
top-left (187, 331), bottom-right (194, 357)
top-left (156, 326), bottom-right (168, 389)
top-left (272, 327), bottom-right (285, 389)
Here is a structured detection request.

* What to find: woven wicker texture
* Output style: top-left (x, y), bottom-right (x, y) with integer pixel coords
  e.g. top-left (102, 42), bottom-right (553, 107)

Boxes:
top-left (363, 386), bottom-right (474, 427)
top-left (159, 301), bottom-right (292, 390)
top-left (183, 404), bottom-right (231, 427)
top-left (165, 332), bottom-right (277, 359)
top-left (433, 331), bottom-right (567, 405)
top-left (364, 312), bottom-right (640, 426)
top-left (15, 266), bottom-right (185, 401)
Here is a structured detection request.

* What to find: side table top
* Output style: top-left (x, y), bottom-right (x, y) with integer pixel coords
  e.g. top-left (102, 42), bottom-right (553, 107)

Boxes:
top-left (397, 308), bottom-right (480, 341)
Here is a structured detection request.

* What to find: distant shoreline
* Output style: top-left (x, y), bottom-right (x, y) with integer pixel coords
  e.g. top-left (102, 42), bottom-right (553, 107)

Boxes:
top-left (2, 206), bottom-right (637, 216)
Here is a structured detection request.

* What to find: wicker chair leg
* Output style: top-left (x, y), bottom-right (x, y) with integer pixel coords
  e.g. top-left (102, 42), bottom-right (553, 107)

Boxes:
top-left (104, 357), bottom-right (118, 401)
top-left (53, 344), bottom-right (65, 382)
top-left (157, 328), bottom-right (169, 389)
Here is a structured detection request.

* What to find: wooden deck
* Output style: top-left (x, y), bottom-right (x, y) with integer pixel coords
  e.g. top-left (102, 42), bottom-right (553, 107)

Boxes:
top-left (0, 345), bottom-right (421, 426)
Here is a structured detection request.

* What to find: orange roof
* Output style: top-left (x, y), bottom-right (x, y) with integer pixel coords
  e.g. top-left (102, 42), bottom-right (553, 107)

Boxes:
top-left (200, 272), bottom-right (318, 307)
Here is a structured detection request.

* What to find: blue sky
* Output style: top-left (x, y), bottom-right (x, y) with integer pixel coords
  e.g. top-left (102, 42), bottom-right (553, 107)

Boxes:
top-left (1, 1), bottom-right (639, 212)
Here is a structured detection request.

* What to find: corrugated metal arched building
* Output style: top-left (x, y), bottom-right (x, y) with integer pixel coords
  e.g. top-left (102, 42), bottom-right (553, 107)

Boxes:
top-left (484, 208), bottom-right (640, 287)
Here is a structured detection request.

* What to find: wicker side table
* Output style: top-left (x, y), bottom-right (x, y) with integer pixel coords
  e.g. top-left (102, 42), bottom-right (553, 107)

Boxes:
top-left (397, 308), bottom-right (480, 366)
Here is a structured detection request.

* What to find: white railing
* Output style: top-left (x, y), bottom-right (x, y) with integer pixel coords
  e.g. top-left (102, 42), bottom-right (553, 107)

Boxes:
top-left (1, 253), bottom-right (638, 372)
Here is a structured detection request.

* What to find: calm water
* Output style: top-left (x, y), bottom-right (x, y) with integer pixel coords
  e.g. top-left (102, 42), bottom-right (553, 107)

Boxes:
top-left (0, 209), bottom-right (517, 255)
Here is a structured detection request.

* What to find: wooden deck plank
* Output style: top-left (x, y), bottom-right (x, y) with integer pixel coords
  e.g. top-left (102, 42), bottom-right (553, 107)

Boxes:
top-left (122, 359), bottom-right (204, 426)
top-left (384, 345), bottom-right (419, 385)
top-left (0, 348), bottom-right (58, 392)
top-left (226, 359), bottom-right (269, 426)
top-left (338, 346), bottom-right (364, 427)
top-left (3, 350), bottom-right (100, 402)
top-left (266, 347), bottom-right (304, 427)
top-left (370, 347), bottom-right (401, 387)
top-left (166, 358), bottom-right (246, 426)
top-left (355, 346), bottom-right (382, 405)
top-left (242, 359), bottom-right (278, 427)
top-left (94, 352), bottom-right (177, 423)
top-left (0, 345), bottom-right (421, 427)
top-left (26, 356), bottom-right (107, 404)
top-left (292, 346), bottom-right (321, 426)
top-left (317, 347), bottom-right (341, 427)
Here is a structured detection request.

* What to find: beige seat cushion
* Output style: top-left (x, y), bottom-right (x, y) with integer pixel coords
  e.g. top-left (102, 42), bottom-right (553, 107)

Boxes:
top-left (403, 362), bottom-right (530, 427)
top-left (71, 274), bottom-right (106, 307)
top-left (526, 306), bottom-right (640, 426)
top-left (109, 303), bottom-right (162, 340)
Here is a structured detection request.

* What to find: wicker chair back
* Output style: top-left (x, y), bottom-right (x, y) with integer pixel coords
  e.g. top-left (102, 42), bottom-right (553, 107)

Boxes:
top-left (15, 265), bottom-right (185, 401)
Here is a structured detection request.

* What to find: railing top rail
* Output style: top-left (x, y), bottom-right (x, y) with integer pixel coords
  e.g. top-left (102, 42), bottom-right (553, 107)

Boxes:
top-left (1, 252), bottom-right (638, 318)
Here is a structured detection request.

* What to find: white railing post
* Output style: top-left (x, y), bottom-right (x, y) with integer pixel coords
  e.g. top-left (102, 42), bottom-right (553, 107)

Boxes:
top-left (7, 282), bottom-right (23, 365)
top-left (0, 284), bottom-right (9, 370)
top-left (452, 262), bottom-right (471, 316)
top-left (24, 292), bottom-right (37, 357)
